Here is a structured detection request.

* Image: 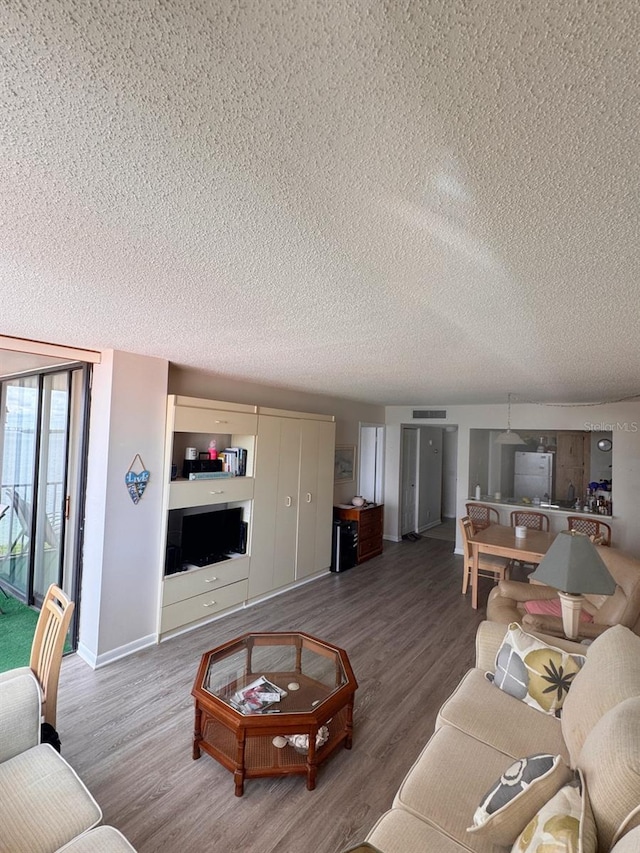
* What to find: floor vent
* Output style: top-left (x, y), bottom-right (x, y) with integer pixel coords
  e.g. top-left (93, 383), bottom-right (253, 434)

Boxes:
top-left (412, 410), bottom-right (447, 419)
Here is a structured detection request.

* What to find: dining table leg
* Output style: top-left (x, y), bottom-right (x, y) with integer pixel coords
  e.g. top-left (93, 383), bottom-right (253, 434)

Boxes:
top-left (471, 543), bottom-right (479, 610)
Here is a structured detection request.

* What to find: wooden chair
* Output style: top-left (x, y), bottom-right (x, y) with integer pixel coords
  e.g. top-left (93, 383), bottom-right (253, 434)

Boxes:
top-left (509, 510), bottom-right (549, 573)
top-left (0, 584), bottom-right (75, 729)
top-left (460, 516), bottom-right (510, 595)
top-left (465, 503), bottom-right (499, 532)
top-left (567, 516), bottom-right (612, 546)
top-left (510, 510), bottom-right (549, 531)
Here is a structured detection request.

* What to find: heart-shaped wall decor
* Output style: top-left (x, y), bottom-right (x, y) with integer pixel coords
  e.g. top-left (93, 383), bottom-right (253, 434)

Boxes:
top-left (125, 469), bottom-right (150, 505)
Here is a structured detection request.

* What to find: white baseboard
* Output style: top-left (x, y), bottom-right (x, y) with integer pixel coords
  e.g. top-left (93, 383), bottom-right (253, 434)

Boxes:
top-left (77, 633), bottom-right (158, 670)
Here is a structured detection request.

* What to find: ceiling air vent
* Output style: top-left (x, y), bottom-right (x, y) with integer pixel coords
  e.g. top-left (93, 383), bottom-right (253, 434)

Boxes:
top-left (412, 410), bottom-right (447, 419)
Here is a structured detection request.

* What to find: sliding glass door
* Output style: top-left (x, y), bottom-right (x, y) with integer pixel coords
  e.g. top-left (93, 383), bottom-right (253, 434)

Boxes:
top-left (0, 365), bottom-right (89, 626)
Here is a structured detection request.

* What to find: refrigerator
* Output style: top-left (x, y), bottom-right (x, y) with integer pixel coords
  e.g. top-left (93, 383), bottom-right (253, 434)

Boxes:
top-left (513, 452), bottom-right (554, 501)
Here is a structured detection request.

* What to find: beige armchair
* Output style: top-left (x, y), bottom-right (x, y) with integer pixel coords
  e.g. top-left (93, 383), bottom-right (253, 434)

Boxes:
top-left (487, 545), bottom-right (640, 640)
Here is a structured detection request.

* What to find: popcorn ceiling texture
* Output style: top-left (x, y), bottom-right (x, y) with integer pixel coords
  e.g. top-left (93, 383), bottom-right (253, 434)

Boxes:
top-left (1, 0), bottom-right (638, 405)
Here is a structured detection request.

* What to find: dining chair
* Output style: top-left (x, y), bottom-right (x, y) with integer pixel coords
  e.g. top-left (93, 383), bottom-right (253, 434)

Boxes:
top-left (510, 510), bottom-right (550, 531)
top-left (459, 516), bottom-right (510, 595)
top-left (567, 516), bottom-right (612, 546)
top-left (0, 584), bottom-right (74, 729)
top-left (465, 503), bottom-right (500, 532)
top-left (509, 510), bottom-right (549, 574)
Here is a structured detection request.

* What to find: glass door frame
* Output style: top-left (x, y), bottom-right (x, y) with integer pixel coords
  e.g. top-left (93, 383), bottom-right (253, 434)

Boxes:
top-left (0, 362), bottom-right (91, 650)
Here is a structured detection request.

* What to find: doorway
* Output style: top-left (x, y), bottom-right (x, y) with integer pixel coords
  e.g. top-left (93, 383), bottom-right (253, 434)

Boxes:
top-left (0, 364), bottom-right (90, 646)
top-left (358, 423), bottom-right (385, 504)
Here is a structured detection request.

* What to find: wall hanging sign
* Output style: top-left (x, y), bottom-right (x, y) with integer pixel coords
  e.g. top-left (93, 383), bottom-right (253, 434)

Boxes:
top-left (125, 454), bottom-right (150, 505)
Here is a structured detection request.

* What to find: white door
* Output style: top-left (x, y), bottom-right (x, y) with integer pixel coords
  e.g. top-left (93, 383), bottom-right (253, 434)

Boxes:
top-left (358, 424), bottom-right (385, 504)
top-left (296, 419), bottom-right (335, 579)
top-left (249, 415), bottom-right (300, 597)
top-left (401, 427), bottom-right (418, 536)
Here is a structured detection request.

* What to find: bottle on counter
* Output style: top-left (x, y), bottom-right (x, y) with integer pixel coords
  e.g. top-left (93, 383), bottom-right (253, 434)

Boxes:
top-left (567, 482), bottom-right (575, 502)
top-left (475, 483), bottom-right (481, 500)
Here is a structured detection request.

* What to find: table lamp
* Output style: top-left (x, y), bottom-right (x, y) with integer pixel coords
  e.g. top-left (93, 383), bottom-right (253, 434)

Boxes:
top-left (529, 530), bottom-right (615, 640)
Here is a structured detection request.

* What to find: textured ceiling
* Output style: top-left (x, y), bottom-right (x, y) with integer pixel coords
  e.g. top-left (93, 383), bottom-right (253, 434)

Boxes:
top-left (1, 0), bottom-right (639, 405)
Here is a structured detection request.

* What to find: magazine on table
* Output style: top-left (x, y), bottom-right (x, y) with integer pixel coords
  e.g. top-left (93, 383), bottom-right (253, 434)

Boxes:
top-left (230, 675), bottom-right (287, 714)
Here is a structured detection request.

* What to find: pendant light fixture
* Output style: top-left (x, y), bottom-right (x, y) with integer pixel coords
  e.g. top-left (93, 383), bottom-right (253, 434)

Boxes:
top-left (495, 393), bottom-right (525, 445)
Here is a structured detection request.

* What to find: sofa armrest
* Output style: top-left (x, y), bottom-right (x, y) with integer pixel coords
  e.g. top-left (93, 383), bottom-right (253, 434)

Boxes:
top-left (475, 621), bottom-right (509, 671)
top-left (521, 613), bottom-right (610, 641)
top-left (496, 579), bottom-right (559, 601)
top-left (0, 672), bottom-right (41, 763)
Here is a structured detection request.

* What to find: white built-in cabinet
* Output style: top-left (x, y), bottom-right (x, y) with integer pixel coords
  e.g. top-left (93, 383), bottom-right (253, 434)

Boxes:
top-left (158, 396), bottom-right (335, 638)
top-left (248, 411), bottom-right (335, 599)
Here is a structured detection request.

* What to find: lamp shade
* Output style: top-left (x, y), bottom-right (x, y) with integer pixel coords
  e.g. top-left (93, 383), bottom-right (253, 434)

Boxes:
top-left (530, 530), bottom-right (616, 595)
top-left (495, 430), bottom-right (525, 445)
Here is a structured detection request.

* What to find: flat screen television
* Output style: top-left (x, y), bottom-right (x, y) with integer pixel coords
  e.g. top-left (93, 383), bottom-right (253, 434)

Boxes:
top-left (181, 507), bottom-right (244, 567)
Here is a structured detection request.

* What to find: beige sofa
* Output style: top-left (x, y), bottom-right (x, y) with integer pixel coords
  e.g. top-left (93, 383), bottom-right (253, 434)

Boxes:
top-left (0, 671), bottom-right (136, 853)
top-left (362, 621), bottom-right (640, 853)
top-left (487, 545), bottom-right (640, 639)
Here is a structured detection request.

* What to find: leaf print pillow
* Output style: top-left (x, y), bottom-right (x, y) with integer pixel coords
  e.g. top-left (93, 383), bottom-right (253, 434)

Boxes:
top-left (511, 771), bottom-right (597, 853)
top-left (492, 623), bottom-right (586, 716)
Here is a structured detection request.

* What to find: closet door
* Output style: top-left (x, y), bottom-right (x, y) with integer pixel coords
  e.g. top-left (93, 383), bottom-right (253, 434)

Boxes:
top-left (249, 416), bottom-right (301, 598)
top-left (296, 419), bottom-right (335, 579)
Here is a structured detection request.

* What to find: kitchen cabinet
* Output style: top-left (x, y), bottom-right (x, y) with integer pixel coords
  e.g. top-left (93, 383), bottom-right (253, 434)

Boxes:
top-left (555, 432), bottom-right (588, 502)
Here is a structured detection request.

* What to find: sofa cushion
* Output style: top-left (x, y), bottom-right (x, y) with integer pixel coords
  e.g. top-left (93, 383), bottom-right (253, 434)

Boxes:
top-left (576, 696), bottom-right (640, 852)
top-left (561, 625), bottom-right (640, 766)
top-left (0, 743), bottom-right (102, 853)
top-left (367, 808), bottom-right (470, 853)
top-left (492, 623), bottom-right (585, 716)
top-left (394, 724), bottom-right (524, 853)
top-left (467, 754), bottom-right (573, 846)
top-left (56, 827), bottom-right (137, 852)
top-left (509, 772), bottom-right (596, 853)
top-left (436, 669), bottom-right (569, 763)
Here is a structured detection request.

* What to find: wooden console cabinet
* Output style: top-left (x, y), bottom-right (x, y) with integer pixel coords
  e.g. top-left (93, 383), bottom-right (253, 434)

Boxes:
top-left (334, 504), bottom-right (383, 564)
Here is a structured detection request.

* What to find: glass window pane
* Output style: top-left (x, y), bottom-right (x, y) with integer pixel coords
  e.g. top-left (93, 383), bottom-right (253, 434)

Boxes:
top-left (34, 372), bottom-right (69, 600)
top-left (0, 377), bottom-right (39, 598)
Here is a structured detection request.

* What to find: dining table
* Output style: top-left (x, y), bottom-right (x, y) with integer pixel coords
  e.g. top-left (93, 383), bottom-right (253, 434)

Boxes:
top-left (468, 524), bottom-right (557, 609)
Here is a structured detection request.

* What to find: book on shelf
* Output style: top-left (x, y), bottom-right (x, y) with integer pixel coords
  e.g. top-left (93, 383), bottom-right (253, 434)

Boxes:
top-left (223, 447), bottom-right (247, 477)
top-left (188, 471), bottom-right (235, 480)
top-left (229, 675), bottom-right (287, 714)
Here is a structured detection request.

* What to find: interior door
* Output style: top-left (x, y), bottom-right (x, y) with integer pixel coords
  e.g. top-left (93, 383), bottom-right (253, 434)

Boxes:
top-left (401, 427), bottom-right (418, 536)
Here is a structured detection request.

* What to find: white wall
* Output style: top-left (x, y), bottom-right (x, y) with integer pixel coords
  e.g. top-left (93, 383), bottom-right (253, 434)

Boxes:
top-left (384, 402), bottom-right (640, 556)
top-left (442, 428), bottom-right (458, 518)
top-left (79, 350), bottom-right (168, 667)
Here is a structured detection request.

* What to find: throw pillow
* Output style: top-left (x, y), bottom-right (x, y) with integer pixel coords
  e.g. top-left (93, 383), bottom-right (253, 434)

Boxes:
top-left (523, 599), bottom-right (594, 622)
top-left (467, 754), bottom-right (573, 846)
top-left (493, 623), bottom-right (586, 716)
top-left (511, 771), bottom-right (597, 853)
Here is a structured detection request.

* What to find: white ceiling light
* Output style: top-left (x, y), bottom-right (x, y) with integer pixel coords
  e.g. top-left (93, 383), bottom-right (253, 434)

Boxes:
top-left (495, 393), bottom-right (525, 445)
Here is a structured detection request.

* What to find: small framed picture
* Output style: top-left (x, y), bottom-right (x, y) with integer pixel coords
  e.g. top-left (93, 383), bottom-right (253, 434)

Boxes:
top-left (334, 445), bottom-right (356, 483)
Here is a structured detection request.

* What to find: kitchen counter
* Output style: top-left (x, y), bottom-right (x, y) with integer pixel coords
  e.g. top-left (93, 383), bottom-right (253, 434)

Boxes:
top-left (469, 496), bottom-right (614, 519)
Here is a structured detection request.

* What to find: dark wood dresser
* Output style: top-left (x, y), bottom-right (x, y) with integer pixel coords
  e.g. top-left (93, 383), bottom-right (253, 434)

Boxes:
top-left (334, 504), bottom-right (384, 564)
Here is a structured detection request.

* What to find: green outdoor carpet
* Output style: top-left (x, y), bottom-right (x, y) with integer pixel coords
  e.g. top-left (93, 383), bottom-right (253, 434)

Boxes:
top-left (0, 594), bottom-right (39, 672)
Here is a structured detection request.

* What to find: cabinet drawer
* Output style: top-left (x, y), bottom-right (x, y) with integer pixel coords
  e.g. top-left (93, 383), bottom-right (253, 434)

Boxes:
top-left (168, 476), bottom-right (254, 509)
top-left (358, 507), bottom-right (383, 534)
top-left (161, 580), bottom-right (248, 633)
top-left (162, 558), bottom-right (250, 606)
top-left (174, 406), bottom-right (257, 435)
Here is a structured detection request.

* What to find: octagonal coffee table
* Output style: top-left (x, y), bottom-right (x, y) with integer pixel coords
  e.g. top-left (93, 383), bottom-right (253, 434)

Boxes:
top-left (191, 631), bottom-right (358, 796)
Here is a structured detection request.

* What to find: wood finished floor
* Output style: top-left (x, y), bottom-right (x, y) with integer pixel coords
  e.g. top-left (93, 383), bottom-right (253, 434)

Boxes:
top-left (58, 538), bottom-right (492, 853)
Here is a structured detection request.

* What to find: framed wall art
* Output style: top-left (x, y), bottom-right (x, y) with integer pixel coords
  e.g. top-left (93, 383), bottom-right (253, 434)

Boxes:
top-left (334, 445), bottom-right (356, 483)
